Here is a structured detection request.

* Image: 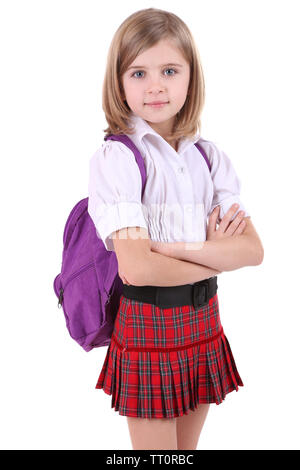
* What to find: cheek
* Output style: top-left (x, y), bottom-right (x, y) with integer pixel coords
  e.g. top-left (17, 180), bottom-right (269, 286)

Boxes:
top-left (122, 77), bottom-right (131, 92)
top-left (123, 80), bottom-right (139, 98)
top-left (176, 85), bottom-right (189, 104)
top-left (170, 76), bottom-right (189, 97)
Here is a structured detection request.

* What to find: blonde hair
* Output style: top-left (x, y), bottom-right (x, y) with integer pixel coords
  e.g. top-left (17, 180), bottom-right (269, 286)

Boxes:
top-left (102, 8), bottom-right (205, 141)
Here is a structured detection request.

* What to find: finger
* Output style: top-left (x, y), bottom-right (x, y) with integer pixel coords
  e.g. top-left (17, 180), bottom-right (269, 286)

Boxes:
top-left (226, 210), bottom-right (245, 236)
top-left (233, 219), bottom-right (246, 236)
top-left (209, 206), bottom-right (219, 224)
top-left (218, 203), bottom-right (240, 233)
top-left (207, 206), bottom-right (219, 236)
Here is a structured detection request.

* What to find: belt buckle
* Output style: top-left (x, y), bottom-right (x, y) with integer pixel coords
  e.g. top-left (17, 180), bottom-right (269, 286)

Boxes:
top-left (193, 281), bottom-right (209, 308)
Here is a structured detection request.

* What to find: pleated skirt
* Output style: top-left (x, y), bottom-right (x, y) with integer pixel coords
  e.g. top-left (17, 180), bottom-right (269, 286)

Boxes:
top-left (95, 292), bottom-right (243, 419)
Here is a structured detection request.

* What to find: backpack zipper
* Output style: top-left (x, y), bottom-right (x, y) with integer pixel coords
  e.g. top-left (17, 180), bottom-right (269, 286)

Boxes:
top-left (57, 261), bottom-right (94, 307)
top-left (58, 288), bottom-right (64, 308)
top-left (57, 261), bottom-right (114, 308)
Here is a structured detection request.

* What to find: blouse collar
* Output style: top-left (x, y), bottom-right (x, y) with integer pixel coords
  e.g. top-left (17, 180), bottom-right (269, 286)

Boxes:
top-left (126, 111), bottom-right (201, 155)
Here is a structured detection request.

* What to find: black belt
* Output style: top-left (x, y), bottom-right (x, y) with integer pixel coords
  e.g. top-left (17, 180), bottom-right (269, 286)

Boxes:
top-left (122, 276), bottom-right (218, 309)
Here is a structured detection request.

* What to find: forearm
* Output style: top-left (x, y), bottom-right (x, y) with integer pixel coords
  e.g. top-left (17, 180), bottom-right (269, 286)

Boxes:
top-left (131, 250), bottom-right (221, 287)
top-left (170, 235), bottom-right (262, 272)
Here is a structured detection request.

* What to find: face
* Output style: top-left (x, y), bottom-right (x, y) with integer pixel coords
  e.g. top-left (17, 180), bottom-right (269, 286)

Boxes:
top-left (121, 39), bottom-right (190, 142)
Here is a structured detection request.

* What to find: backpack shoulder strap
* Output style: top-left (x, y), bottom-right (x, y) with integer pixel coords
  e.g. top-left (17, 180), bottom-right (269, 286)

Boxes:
top-left (103, 135), bottom-right (211, 198)
top-left (104, 134), bottom-right (147, 198)
top-left (194, 141), bottom-right (211, 172)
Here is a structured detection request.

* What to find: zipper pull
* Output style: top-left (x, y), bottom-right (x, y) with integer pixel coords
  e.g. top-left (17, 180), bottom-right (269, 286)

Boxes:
top-left (58, 288), bottom-right (64, 308)
top-left (105, 291), bottom-right (112, 306)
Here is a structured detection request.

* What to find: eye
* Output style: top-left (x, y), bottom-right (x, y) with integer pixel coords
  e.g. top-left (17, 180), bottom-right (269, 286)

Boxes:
top-left (131, 68), bottom-right (178, 78)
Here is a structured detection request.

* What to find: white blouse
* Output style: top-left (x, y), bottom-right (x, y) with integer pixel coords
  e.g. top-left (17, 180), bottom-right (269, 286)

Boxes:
top-left (88, 111), bottom-right (250, 254)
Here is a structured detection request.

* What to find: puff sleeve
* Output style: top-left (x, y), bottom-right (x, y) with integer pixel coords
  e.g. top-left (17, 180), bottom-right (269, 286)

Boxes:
top-left (88, 140), bottom-right (148, 251)
top-left (206, 141), bottom-right (251, 222)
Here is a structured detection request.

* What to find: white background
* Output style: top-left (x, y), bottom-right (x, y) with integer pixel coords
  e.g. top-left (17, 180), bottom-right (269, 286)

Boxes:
top-left (1, 0), bottom-right (299, 450)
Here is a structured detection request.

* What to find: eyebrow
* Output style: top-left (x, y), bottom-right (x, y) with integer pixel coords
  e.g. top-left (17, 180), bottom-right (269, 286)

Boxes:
top-left (127, 63), bottom-right (183, 71)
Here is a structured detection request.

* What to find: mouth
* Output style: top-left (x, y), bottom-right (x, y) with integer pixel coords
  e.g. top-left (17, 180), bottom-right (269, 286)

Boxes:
top-left (145, 101), bottom-right (169, 108)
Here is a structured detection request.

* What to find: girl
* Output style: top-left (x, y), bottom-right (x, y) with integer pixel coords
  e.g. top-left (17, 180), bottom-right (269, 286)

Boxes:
top-left (88, 8), bottom-right (264, 450)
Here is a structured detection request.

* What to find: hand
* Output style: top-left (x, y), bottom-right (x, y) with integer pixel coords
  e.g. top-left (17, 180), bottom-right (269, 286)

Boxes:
top-left (118, 269), bottom-right (131, 285)
top-left (206, 203), bottom-right (246, 242)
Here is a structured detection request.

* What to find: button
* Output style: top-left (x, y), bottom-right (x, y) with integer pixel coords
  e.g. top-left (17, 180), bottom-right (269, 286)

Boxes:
top-left (178, 166), bottom-right (185, 173)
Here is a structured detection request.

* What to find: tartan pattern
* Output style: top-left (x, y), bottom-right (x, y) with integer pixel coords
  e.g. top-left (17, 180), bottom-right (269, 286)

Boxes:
top-left (96, 293), bottom-right (243, 418)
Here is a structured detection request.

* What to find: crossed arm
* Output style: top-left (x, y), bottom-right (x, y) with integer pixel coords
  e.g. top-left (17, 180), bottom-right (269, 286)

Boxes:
top-left (150, 215), bottom-right (264, 272)
top-left (115, 206), bottom-right (264, 286)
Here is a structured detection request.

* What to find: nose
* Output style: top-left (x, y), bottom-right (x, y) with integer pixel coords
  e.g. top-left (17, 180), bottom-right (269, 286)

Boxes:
top-left (146, 74), bottom-right (167, 94)
top-left (146, 86), bottom-right (167, 101)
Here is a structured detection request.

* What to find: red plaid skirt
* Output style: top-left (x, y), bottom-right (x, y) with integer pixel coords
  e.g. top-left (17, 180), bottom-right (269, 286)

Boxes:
top-left (95, 292), bottom-right (243, 419)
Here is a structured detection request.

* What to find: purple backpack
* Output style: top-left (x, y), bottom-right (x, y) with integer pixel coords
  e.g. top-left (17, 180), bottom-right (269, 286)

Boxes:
top-left (53, 134), bottom-right (211, 352)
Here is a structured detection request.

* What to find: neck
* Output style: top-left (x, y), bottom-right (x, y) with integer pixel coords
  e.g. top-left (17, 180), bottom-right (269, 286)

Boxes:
top-left (167, 139), bottom-right (179, 152)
